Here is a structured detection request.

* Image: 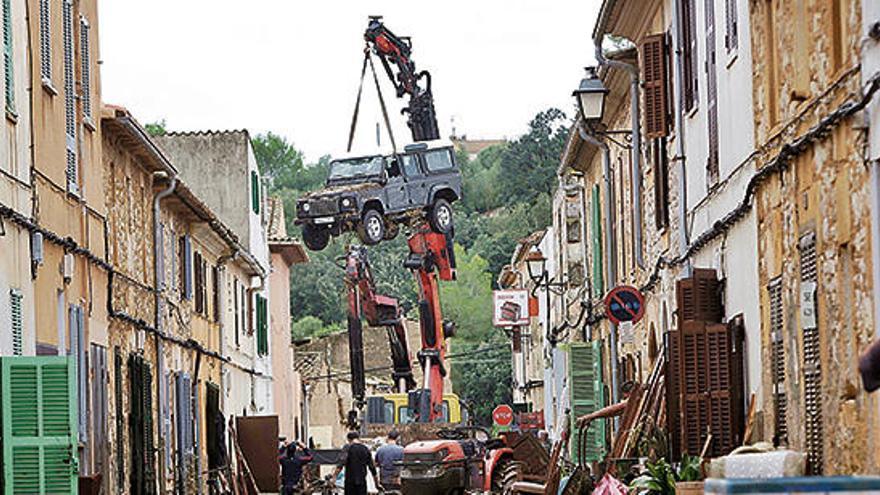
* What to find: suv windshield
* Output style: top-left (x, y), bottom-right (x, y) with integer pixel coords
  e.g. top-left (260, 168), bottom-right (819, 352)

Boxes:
top-left (328, 156), bottom-right (386, 181)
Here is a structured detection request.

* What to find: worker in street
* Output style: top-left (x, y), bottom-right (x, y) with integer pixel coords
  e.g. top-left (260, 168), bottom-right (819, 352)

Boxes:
top-left (334, 431), bottom-right (380, 495)
top-left (279, 440), bottom-right (313, 495)
top-left (374, 429), bottom-right (404, 491)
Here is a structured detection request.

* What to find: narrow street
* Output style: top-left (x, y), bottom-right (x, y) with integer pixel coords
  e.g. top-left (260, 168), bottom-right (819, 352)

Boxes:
top-left (0, 1), bottom-right (879, 494)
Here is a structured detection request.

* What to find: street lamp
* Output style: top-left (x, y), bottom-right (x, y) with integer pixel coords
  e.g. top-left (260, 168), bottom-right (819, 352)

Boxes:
top-left (524, 250), bottom-right (567, 346)
top-left (525, 251), bottom-right (547, 284)
top-left (573, 67), bottom-right (608, 123)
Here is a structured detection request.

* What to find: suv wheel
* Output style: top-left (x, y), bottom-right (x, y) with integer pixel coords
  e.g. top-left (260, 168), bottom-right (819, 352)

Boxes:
top-left (357, 209), bottom-right (386, 245)
top-left (302, 224), bottom-right (330, 251)
top-left (428, 198), bottom-right (454, 234)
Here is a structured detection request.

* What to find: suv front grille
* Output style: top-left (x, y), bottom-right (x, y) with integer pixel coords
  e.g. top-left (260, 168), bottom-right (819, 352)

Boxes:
top-left (308, 198), bottom-right (339, 216)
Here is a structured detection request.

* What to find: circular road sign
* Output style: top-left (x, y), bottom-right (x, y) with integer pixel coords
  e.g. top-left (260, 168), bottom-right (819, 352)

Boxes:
top-left (604, 286), bottom-right (646, 326)
top-left (492, 404), bottom-right (514, 426)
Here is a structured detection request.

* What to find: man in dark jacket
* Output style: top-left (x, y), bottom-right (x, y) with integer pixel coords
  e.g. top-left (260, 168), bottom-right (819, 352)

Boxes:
top-left (279, 440), bottom-right (313, 495)
top-left (333, 431), bottom-right (379, 495)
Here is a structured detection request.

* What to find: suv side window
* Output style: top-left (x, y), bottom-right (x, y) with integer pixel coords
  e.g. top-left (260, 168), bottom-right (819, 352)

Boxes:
top-left (424, 149), bottom-right (454, 172)
top-left (401, 154), bottom-right (421, 178)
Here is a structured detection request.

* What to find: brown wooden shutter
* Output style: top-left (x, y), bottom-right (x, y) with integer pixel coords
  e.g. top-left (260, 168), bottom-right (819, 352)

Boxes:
top-left (665, 329), bottom-right (684, 460)
top-left (680, 0), bottom-right (699, 111)
top-left (653, 138), bottom-right (670, 229)
top-left (194, 252), bottom-right (204, 314)
top-left (642, 34), bottom-right (669, 139)
top-left (212, 265), bottom-right (221, 323)
top-left (676, 268), bottom-right (722, 323)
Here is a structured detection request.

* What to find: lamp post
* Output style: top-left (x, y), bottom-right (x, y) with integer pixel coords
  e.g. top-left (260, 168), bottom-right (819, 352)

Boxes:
top-left (525, 251), bottom-right (566, 346)
top-left (573, 67), bottom-right (609, 123)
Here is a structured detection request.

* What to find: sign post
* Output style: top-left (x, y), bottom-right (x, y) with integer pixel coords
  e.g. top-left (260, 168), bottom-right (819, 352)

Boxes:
top-left (492, 404), bottom-right (514, 427)
top-left (604, 286), bottom-right (646, 325)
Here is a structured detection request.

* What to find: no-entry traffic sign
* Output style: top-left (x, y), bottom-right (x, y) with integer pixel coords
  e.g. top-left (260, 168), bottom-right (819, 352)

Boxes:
top-left (492, 404), bottom-right (514, 426)
top-left (604, 286), bottom-right (645, 325)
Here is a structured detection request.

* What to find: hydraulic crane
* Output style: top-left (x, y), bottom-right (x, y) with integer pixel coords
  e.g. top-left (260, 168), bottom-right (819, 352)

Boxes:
top-left (342, 245), bottom-right (416, 428)
top-left (364, 16), bottom-right (440, 142)
top-left (404, 223), bottom-right (456, 423)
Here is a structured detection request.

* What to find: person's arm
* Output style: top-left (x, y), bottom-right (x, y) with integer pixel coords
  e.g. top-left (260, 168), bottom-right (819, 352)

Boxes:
top-left (296, 441), bottom-right (313, 463)
top-left (367, 449), bottom-right (379, 483)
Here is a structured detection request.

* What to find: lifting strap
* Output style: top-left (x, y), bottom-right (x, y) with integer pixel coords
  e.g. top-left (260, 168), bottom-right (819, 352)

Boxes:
top-left (346, 47), bottom-right (398, 154)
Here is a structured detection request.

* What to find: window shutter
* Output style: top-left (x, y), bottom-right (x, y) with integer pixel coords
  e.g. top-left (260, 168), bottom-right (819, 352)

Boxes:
top-left (212, 265), bottom-right (221, 322)
top-left (642, 34), bottom-right (669, 139)
top-left (590, 185), bottom-right (604, 297)
top-left (2, 0), bottom-right (13, 113)
top-left (679, 0), bottom-right (699, 111)
top-left (799, 232), bottom-right (823, 473)
top-left (256, 295), bottom-right (269, 356)
top-left (89, 344), bottom-right (108, 479)
top-left (704, 0), bottom-right (720, 185)
top-left (114, 348), bottom-right (124, 492)
top-left (38, 0), bottom-right (50, 82)
top-left (62, 0), bottom-right (77, 194)
top-left (10, 289), bottom-right (22, 356)
top-left (666, 329), bottom-right (684, 460)
top-left (768, 278), bottom-right (788, 445)
top-left (79, 16), bottom-right (91, 120)
top-left (194, 251), bottom-right (203, 314)
top-left (676, 268), bottom-right (722, 323)
top-left (1, 356), bottom-right (79, 494)
top-left (128, 354), bottom-right (156, 495)
top-left (181, 236), bottom-right (192, 300)
top-left (201, 256), bottom-right (208, 316)
top-left (568, 341), bottom-right (605, 463)
top-left (233, 279), bottom-right (240, 346)
top-left (653, 138), bottom-right (670, 230)
top-left (251, 170), bottom-right (261, 214)
top-left (724, 0), bottom-right (738, 52)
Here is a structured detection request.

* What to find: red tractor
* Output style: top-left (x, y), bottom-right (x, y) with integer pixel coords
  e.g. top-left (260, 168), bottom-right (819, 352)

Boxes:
top-left (399, 426), bottom-right (522, 494)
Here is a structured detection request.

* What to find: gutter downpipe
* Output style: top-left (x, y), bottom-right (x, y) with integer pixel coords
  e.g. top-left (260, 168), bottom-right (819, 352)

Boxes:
top-left (578, 125), bottom-right (620, 414)
top-left (153, 173), bottom-right (177, 487)
top-left (216, 249), bottom-right (241, 415)
top-left (594, 37), bottom-right (644, 269)
top-left (672, 0), bottom-right (691, 276)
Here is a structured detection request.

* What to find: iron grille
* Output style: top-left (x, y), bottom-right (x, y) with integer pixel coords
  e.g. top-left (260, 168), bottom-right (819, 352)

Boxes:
top-left (39, 0), bottom-right (49, 81)
top-left (768, 277), bottom-right (788, 445)
top-left (799, 232), bottom-right (822, 473)
top-left (79, 17), bottom-right (91, 119)
top-left (307, 198), bottom-right (340, 216)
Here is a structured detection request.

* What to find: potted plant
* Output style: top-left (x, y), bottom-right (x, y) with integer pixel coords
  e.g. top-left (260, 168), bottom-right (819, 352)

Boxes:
top-left (629, 455), bottom-right (703, 495)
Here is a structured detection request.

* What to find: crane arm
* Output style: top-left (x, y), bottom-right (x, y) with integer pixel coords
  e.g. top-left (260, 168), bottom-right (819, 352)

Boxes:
top-left (364, 16), bottom-right (440, 142)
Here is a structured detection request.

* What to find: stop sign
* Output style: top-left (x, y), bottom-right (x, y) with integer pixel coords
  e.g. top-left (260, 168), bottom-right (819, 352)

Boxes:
top-left (492, 404), bottom-right (514, 426)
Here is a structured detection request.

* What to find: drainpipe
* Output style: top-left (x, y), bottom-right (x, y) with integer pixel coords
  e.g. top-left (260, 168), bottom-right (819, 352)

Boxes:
top-left (671, 0), bottom-right (691, 276)
top-left (578, 125), bottom-right (620, 410)
top-left (594, 37), bottom-right (644, 269)
top-left (217, 249), bottom-right (240, 415)
top-left (153, 173), bottom-right (177, 488)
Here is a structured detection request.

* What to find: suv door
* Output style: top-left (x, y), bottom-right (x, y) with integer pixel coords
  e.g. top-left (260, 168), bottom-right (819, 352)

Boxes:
top-left (384, 157), bottom-right (409, 212)
top-left (401, 153), bottom-right (429, 207)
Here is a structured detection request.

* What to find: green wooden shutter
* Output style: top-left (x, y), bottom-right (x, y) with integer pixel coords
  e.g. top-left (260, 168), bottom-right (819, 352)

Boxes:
top-left (568, 341), bottom-right (605, 463)
top-left (251, 171), bottom-right (260, 214)
top-left (1, 356), bottom-right (78, 494)
top-left (9, 289), bottom-right (22, 356)
top-left (256, 295), bottom-right (268, 356)
top-left (590, 185), bottom-right (604, 297)
top-left (2, 0), bottom-right (13, 113)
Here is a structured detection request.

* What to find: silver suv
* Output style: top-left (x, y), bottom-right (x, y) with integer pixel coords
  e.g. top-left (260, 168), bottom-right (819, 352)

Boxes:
top-left (295, 142), bottom-right (462, 251)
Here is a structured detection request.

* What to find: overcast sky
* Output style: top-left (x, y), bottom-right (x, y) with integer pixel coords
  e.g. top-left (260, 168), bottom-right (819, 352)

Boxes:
top-left (100, 1), bottom-right (601, 162)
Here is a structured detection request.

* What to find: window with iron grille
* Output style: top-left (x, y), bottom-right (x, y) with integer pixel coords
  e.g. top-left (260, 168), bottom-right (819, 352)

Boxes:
top-left (724, 0), bottom-right (738, 52)
top-left (62, 0), bottom-right (77, 194)
top-left (768, 277), bottom-right (787, 445)
top-left (678, 0), bottom-right (699, 112)
top-left (3, 0), bottom-right (14, 114)
top-left (9, 288), bottom-right (22, 355)
top-left (79, 16), bottom-right (91, 121)
top-left (39, 0), bottom-right (50, 82)
top-left (799, 232), bottom-right (823, 473)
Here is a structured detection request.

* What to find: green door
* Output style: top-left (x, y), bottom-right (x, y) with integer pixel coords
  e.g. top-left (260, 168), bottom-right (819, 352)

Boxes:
top-left (1, 356), bottom-right (78, 494)
top-left (568, 341), bottom-right (605, 464)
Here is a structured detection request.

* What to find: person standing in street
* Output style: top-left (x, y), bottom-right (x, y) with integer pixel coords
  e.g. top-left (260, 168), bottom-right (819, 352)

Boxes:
top-left (279, 440), bottom-right (313, 495)
top-left (334, 431), bottom-right (379, 495)
top-left (374, 430), bottom-right (404, 492)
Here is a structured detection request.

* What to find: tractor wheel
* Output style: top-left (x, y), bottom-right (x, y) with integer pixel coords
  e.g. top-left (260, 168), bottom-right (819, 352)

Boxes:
top-left (491, 459), bottom-right (523, 494)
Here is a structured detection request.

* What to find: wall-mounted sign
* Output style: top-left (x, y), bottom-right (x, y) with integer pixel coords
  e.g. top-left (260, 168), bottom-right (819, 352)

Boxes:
top-left (604, 286), bottom-right (646, 325)
top-left (493, 290), bottom-right (530, 327)
top-left (800, 281), bottom-right (817, 329)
